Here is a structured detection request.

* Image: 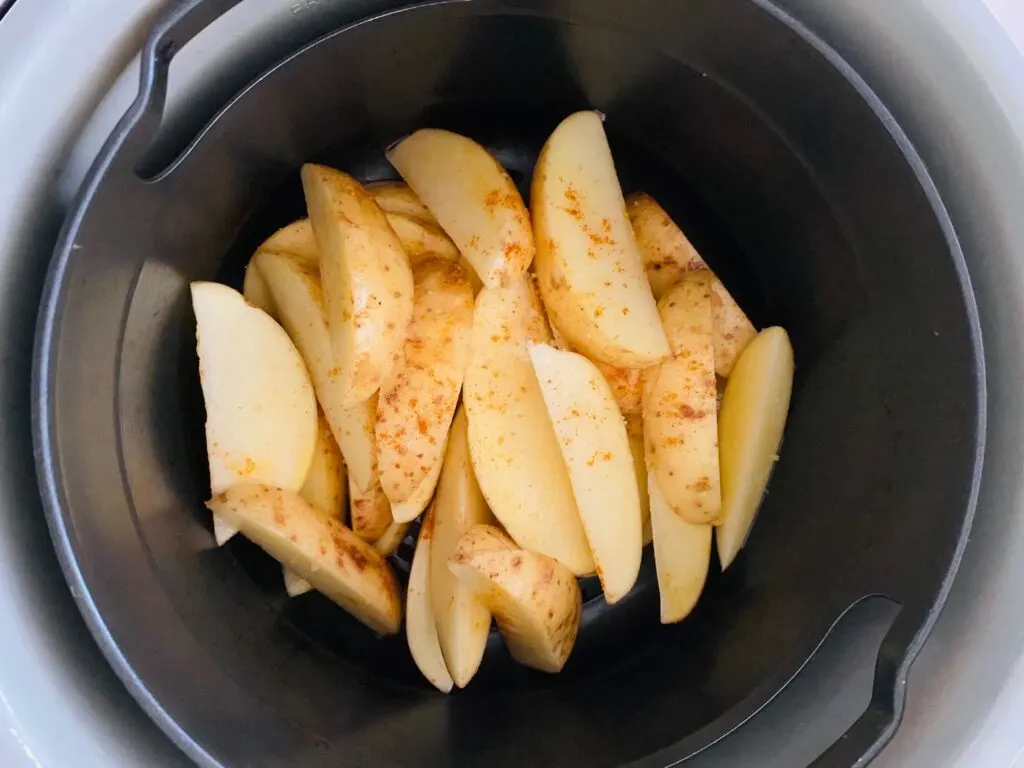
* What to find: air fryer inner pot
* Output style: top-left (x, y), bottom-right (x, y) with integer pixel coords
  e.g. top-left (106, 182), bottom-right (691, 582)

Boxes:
top-left (33, 0), bottom-right (983, 766)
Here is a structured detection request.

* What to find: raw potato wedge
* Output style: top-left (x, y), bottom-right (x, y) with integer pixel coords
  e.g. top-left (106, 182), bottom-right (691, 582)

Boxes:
top-left (377, 260), bottom-right (474, 522)
top-left (192, 282), bottom-right (317, 495)
top-left (242, 265), bottom-right (278, 319)
top-left (532, 111), bottom-right (669, 367)
top-left (717, 327), bottom-right (794, 570)
top-left (300, 411), bottom-right (347, 520)
top-left (368, 180), bottom-right (437, 224)
top-left (627, 425), bottom-right (652, 546)
top-left (643, 273), bottom-right (722, 524)
top-left (388, 129), bottom-right (534, 288)
top-left (260, 219), bottom-right (319, 264)
top-left (385, 211), bottom-right (461, 265)
top-left (207, 484), bottom-right (402, 635)
top-left (626, 192), bottom-right (757, 376)
top-left (648, 473), bottom-right (712, 624)
top-left (463, 278), bottom-right (594, 575)
top-left (373, 519), bottom-right (411, 557)
top-left (407, 508), bottom-right (455, 693)
top-left (529, 344), bottom-right (642, 603)
top-left (431, 406), bottom-right (493, 688)
top-left (349, 473), bottom-right (393, 542)
top-left (448, 525), bottom-right (581, 673)
top-left (301, 164), bottom-right (414, 406)
top-left (594, 360), bottom-right (643, 417)
top-left (254, 250), bottom-right (377, 492)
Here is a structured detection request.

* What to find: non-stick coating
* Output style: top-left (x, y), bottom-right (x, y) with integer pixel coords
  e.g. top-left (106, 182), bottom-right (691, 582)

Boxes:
top-left (33, 0), bottom-right (983, 766)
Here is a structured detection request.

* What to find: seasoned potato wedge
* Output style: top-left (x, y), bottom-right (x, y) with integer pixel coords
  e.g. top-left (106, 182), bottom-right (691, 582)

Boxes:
top-left (594, 360), bottom-right (643, 417)
top-left (388, 129), bottom-right (534, 289)
top-left (301, 164), bottom-right (414, 406)
top-left (367, 180), bottom-right (437, 224)
top-left (529, 344), bottom-right (642, 603)
top-left (349, 472), bottom-right (393, 542)
top-left (448, 525), bottom-right (581, 673)
top-left (385, 211), bottom-right (461, 265)
top-left (407, 508), bottom-right (454, 692)
top-left (377, 260), bottom-right (474, 522)
top-left (532, 111), bottom-right (669, 367)
top-left (192, 282), bottom-right (317, 495)
top-left (626, 193), bottom-right (756, 376)
top-left (648, 473), bottom-right (712, 624)
top-left (260, 219), bottom-right (319, 264)
top-left (301, 410), bottom-right (347, 520)
top-left (627, 424), bottom-right (652, 546)
top-left (464, 278), bottom-right (594, 575)
top-left (373, 519), bottom-right (411, 557)
top-left (254, 250), bottom-right (377, 492)
top-left (717, 327), bottom-right (794, 570)
top-left (242, 265), bottom-right (278, 319)
top-left (643, 273), bottom-right (722, 524)
top-left (207, 484), bottom-right (402, 635)
top-left (431, 406), bottom-right (493, 687)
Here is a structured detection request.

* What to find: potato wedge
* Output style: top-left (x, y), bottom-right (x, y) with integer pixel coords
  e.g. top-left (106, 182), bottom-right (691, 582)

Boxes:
top-left (385, 211), bottom-right (461, 265)
top-left (301, 410), bottom-right (347, 520)
top-left (260, 219), bottom-right (319, 264)
top-left (283, 570), bottom-right (312, 598)
top-left (626, 193), bottom-right (756, 376)
top-left (529, 344), bottom-right (642, 603)
top-left (207, 484), bottom-right (402, 635)
top-left (463, 278), bottom-right (594, 575)
top-left (643, 273), bottom-right (722, 524)
top-left (373, 519), bottom-right (410, 557)
top-left (431, 406), bottom-right (493, 687)
top-left (648, 473), bottom-right (711, 623)
top-left (532, 111), bottom-right (669, 367)
top-left (594, 360), bottom-right (643, 417)
top-left (212, 515), bottom-right (239, 546)
top-left (387, 129), bottom-right (534, 289)
top-left (448, 525), bottom-right (581, 673)
top-left (301, 164), bottom-right (414, 406)
top-left (627, 425), bottom-right (652, 546)
top-left (717, 327), bottom-right (794, 569)
top-left (377, 260), bottom-right (474, 521)
top-left (367, 180), bottom-right (437, 224)
top-left (254, 250), bottom-right (377, 492)
top-left (349, 473), bottom-right (393, 542)
top-left (407, 508), bottom-right (454, 692)
top-left (192, 282), bottom-right (317, 495)
top-left (242, 264), bottom-right (278, 319)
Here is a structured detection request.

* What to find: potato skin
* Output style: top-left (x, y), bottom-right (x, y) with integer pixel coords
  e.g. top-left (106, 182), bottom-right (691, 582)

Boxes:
top-left (207, 484), bottom-right (401, 635)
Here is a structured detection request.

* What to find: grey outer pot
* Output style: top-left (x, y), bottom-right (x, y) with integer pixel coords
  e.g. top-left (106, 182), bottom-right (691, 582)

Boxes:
top-left (0, 1), bottom-right (1022, 766)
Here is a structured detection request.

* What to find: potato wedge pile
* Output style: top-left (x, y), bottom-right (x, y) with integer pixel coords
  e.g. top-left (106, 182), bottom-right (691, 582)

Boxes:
top-left (192, 111), bottom-right (794, 692)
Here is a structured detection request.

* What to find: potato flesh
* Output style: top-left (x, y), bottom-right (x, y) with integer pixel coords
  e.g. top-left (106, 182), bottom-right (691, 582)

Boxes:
top-left (626, 192), bottom-right (756, 376)
top-left (407, 509), bottom-right (455, 692)
top-left (463, 278), bottom-right (594, 575)
top-left (532, 111), bottom-right (669, 367)
top-left (300, 412), bottom-right (346, 520)
top-left (388, 128), bottom-right (534, 289)
top-left (207, 484), bottom-right (402, 635)
top-left (367, 180), bottom-right (438, 224)
top-left (648, 473), bottom-right (711, 624)
top-left (373, 519), bottom-right (410, 557)
top-left (448, 525), bottom-right (581, 673)
top-left (627, 426), bottom-right (652, 546)
top-left (254, 250), bottom-right (377, 493)
top-left (348, 470), bottom-right (393, 542)
top-left (260, 219), bottom-right (319, 264)
top-left (192, 282), bottom-right (317, 495)
top-left (643, 274), bottom-right (722, 524)
top-left (717, 327), bottom-right (794, 569)
top-left (301, 164), bottom-right (414, 406)
top-left (430, 406), bottom-right (494, 687)
top-left (529, 344), bottom-right (642, 603)
top-left (376, 260), bottom-right (474, 520)
top-left (242, 265), bottom-right (278, 319)
top-left (385, 212), bottom-right (461, 265)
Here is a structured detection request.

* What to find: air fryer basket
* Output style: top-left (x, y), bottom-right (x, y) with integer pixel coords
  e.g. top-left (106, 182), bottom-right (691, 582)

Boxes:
top-left (32, 0), bottom-right (984, 766)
